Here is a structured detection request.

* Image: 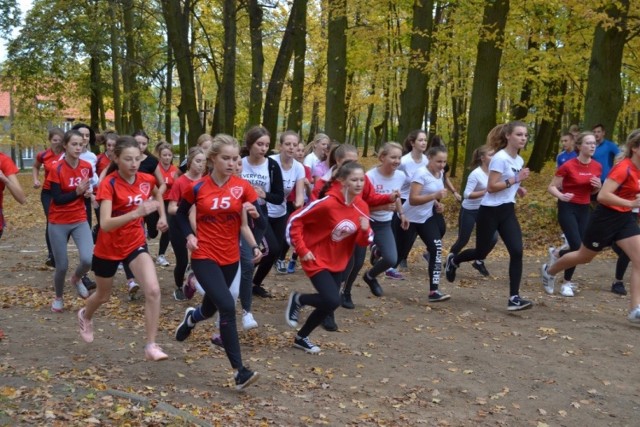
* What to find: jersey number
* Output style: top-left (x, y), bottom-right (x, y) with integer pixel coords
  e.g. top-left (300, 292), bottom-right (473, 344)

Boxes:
top-left (211, 197), bottom-right (231, 210)
top-left (126, 195), bottom-right (144, 206)
top-left (68, 177), bottom-right (82, 187)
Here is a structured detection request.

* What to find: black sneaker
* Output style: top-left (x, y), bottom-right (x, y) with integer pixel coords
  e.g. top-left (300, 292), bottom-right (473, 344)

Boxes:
top-left (363, 271), bottom-right (383, 297)
top-left (321, 313), bottom-right (338, 331)
top-left (428, 290), bottom-right (451, 302)
top-left (252, 285), bottom-right (272, 298)
top-left (234, 367), bottom-right (259, 390)
top-left (45, 257), bottom-right (55, 268)
top-left (285, 292), bottom-right (302, 328)
top-left (445, 253), bottom-right (457, 282)
top-left (175, 307), bottom-right (196, 341)
top-left (472, 261), bottom-right (490, 277)
top-left (369, 244), bottom-right (381, 266)
top-left (611, 281), bottom-right (627, 296)
top-left (507, 295), bottom-right (533, 311)
top-left (293, 335), bottom-right (321, 354)
top-left (341, 292), bottom-right (355, 309)
top-left (173, 287), bottom-right (187, 301)
top-left (81, 274), bottom-right (97, 291)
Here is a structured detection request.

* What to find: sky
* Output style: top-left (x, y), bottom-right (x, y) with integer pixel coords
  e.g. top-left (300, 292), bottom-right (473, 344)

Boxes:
top-left (0, 0), bottom-right (34, 63)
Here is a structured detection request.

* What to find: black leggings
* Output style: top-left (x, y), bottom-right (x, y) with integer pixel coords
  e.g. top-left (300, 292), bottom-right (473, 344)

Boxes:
top-left (191, 259), bottom-right (243, 369)
top-left (343, 245), bottom-right (366, 294)
top-left (298, 270), bottom-right (343, 338)
top-left (169, 214), bottom-right (189, 289)
top-left (557, 201), bottom-right (590, 281)
top-left (455, 203), bottom-right (523, 296)
top-left (613, 243), bottom-right (630, 282)
top-left (41, 190), bottom-right (53, 260)
top-left (253, 211), bottom-right (286, 286)
top-left (450, 207), bottom-right (498, 256)
top-left (405, 215), bottom-right (446, 290)
top-left (278, 202), bottom-right (297, 261)
top-left (158, 201), bottom-right (171, 255)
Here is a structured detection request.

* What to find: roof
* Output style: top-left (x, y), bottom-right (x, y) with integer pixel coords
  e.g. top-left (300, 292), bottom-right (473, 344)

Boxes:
top-left (0, 91), bottom-right (10, 117)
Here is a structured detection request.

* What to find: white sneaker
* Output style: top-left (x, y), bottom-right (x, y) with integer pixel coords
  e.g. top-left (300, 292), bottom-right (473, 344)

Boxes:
top-left (128, 280), bottom-right (140, 300)
top-left (548, 246), bottom-right (558, 266)
top-left (156, 254), bottom-right (170, 267)
top-left (541, 264), bottom-right (555, 295)
top-left (558, 234), bottom-right (569, 251)
top-left (75, 279), bottom-right (89, 299)
top-left (242, 311), bottom-right (258, 330)
top-left (628, 306), bottom-right (640, 323)
top-left (560, 283), bottom-right (575, 297)
top-left (51, 297), bottom-right (64, 313)
top-left (117, 262), bottom-right (124, 270)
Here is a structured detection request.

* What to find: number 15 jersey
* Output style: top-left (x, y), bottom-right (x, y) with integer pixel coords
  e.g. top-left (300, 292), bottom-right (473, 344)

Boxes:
top-left (94, 171), bottom-right (157, 260)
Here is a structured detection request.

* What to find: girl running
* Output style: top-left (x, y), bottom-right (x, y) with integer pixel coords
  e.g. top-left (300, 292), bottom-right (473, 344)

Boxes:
top-left (48, 130), bottom-right (95, 311)
top-left (447, 145), bottom-right (498, 278)
top-left (32, 128), bottom-right (65, 267)
top-left (77, 136), bottom-right (169, 361)
top-left (96, 131), bottom-right (117, 177)
top-left (155, 142), bottom-right (178, 267)
top-left (396, 145), bottom-right (450, 302)
top-left (285, 161), bottom-right (371, 353)
top-left (167, 147), bottom-right (206, 301)
top-left (174, 134), bottom-right (262, 390)
top-left (241, 126), bottom-right (284, 299)
top-left (545, 132), bottom-right (602, 296)
top-left (304, 133), bottom-right (330, 180)
top-left (542, 129), bottom-right (640, 324)
top-left (445, 121), bottom-right (533, 311)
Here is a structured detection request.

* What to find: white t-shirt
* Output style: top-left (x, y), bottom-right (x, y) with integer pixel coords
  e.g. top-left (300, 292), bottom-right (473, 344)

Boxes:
top-left (303, 152), bottom-right (320, 171)
top-left (268, 154), bottom-right (305, 218)
top-left (366, 167), bottom-right (406, 222)
top-left (79, 150), bottom-right (99, 188)
top-left (461, 167), bottom-right (488, 211)
top-left (398, 152), bottom-right (428, 200)
top-left (241, 157), bottom-right (271, 206)
top-left (481, 149), bottom-right (523, 207)
top-left (402, 167), bottom-right (444, 223)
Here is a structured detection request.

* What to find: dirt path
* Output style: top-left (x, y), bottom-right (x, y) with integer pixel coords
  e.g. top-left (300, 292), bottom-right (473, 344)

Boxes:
top-left (1, 228), bottom-right (638, 426)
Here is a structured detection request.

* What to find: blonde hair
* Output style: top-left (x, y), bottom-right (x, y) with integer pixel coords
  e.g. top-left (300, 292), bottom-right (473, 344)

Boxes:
top-left (624, 129), bottom-right (640, 158)
top-left (197, 133), bottom-right (215, 146)
top-left (305, 133), bottom-right (330, 156)
top-left (377, 142), bottom-right (403, 160)
top-left (155, 141), bottom-right (172, 157)
top-left (186, 146), bottom-right (205, 170)
top-left (207, 133), bottom-right (239, 160)
top-left (469, 144), bottom-right (492, 169)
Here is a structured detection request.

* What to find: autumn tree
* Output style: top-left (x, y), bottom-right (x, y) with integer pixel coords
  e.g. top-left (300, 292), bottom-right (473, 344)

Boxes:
top-left (325, 0), bottom-right (348, 143)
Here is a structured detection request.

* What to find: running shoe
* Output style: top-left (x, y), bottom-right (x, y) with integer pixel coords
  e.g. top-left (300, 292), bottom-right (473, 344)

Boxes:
top-left (541, 264), bottom-right (555, 295)
top-left (252, 285), bottom-right (272, 298)
top-left (472, 260), bottom-right (490, 277)
top-left (445, 253), bottom-right (457, 282)
top-left (548, 246), bottom-right (559, 266)
top-left (275, 260), bottom-right (288, 274)
top-left (398, 259), bottom-right (408, 269)
top-left (45, 256), bottom-right (55, 268)
top-left (51, 297), bottom-right (64, 313)
top-left (210, 333), bottom-right (224, 348)
top-left (321, 313), bottom-right (338, 332)
top-left (235, 367), bottom-right (259, 390)
top-left (611, 281), bottom-right (627, 296)
top-left (428, 290), bottom-right (451, 302)
top-left (285, 292), bottom-right (301, 328)
top-left (627, 306), bottom-right (640, 323)
top-left (560, 283), bottom-right (575, 297)
top-left (173, 287), bottom-right (187, 301)
top-left (287, 259), bottom-right (296, 274)
top-left (507, 295), bottom-right (533, 311)
top-left (144, 343), bottom-right (168, 361)
top-left (156, 255), bottom-right (170, 267)
top-left (293, 336), bottom-right (321, 354)
top-left (81, 274), bottom-right (96, 291)
top-left (369, 243), bottom-right (381, 266)
top-left (74, 279), bottom-right (90, 299)
top-left (385, 268), bottom-right (405, 280)
top-left (558, 234), bottom-right (570, 251)
top-left (363, 271), bottom-right (383, 296)
top-left (242, 311), bottom-right (258, 330)
top-left (175, 307), bottom-right (196, 341)
top-left (78, 308), bottom-right (94, 343)
top-left (127, 280), bottom-right (140, 301)
top-left (341, 292), bottom-right (355, 309)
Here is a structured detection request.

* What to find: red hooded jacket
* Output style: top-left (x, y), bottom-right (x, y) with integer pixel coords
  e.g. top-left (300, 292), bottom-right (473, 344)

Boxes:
top-left (311, 169), bottom-right (392, 207)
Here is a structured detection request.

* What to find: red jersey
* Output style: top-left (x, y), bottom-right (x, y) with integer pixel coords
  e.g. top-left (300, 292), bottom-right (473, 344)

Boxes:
top-left (182, 175), bottom-right (257, 265)
top-left (36, 148), bottom-right (65, 190)
top-left (311, 170), bottom-right (392, 207)
top-left (158, 163), bottom-right (179, 200)
top-left (94, 171), bottom-right (157, 260)
top-left (555, 158), bottom-right (602, 205)
top-left (0, 153), bottom-right (19, 232)
top-left (48, 159), bottom-right (93, 224)
top-left (168, 174), bottom-right (202, 202)
top-left (606, 158), bottom-right (640, 213)
top-left (96, 153), bottom-right (111, 177)
top-left (288, 165), bottom-right (312, 203)
top-left (287, 185), bottom-right (371, 277)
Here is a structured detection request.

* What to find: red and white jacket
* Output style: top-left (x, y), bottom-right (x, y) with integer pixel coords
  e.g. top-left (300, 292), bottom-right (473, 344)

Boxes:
top-left (287, 185), bottom-right (371, 278)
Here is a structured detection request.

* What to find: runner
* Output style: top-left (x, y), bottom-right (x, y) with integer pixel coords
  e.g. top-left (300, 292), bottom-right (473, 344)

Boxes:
top-left (155, 142), bottom-right (178, 267)
top-left (77, 136), bottom-right (169, 361)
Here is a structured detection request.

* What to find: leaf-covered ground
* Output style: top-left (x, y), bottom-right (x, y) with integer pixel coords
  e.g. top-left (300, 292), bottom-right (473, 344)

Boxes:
top-left (1, 171), bottom-right (638, 426)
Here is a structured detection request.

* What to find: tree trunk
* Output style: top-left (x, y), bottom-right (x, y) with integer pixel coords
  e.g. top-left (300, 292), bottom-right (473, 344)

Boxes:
top-left (583, 0), bottom-right (629, 136)
top-left (427, 84), bottom-right (440, 141)
top-left (247, 0), bottom-right (264, 128)
top-left (219, 0), bottom-right (237, 135)
top-left (527, 79), bottom-right (566, 172)
top-left (165, 43), bottom-right (173, 144)
top-left (89, 54), bottom-right (101, 132)
top-left (161, 0), bottom-right (203, 147)
top-left (510, 36), bottom-right (538, 120)
top-left (286, 0), bottom-right (307, 133)
top-left (262, 0), bottom-right (305, 147)
top-left (464, 0), bottom-right (510, 180)
top-left (324, 0), bottom-right (348, 143)
top-left (397, 0), bottom-right (435, 143)
top-left (363, 102), bottom-right (375, 157)
top-left (308, 99), bottom-right (319, 142)
top-left (122, 0), bottom-right (142, 132)
top-left (108, 1), bottom-right (122, 133)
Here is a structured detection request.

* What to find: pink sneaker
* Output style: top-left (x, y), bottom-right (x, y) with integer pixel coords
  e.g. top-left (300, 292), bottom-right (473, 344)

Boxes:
top-left (77, 308), bottom-right (94, 343)
top-left (145, 343), bottom-right (168, 361)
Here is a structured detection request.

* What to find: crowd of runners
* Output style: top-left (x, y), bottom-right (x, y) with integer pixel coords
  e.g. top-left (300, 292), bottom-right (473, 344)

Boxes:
top-left (1, 120), bottom-right (639, 390)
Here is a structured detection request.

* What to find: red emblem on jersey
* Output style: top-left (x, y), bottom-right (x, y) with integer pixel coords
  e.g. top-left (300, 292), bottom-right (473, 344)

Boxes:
top-left (230, 186), bottom-right (244, 199)
top-left (139, 182), bottom-right (151, 196)
top-left (81, 168), bottom-right (90, 179)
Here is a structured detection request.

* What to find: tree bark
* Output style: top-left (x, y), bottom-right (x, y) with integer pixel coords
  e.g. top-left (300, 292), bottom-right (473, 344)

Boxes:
top-left (286, 0), bottom-right (307, 133)
top-left (397, 0), bottom-right (435, 143)
top-left (583, 0), bottom-right (630, 136)
top-left (219, 0), bottom-right (237, 135)
top-left (122, 0), bottom-right (142, 132)
top-left (247, 0), bottom-right (264, 128)
top-left (324, 0), bottom-right (348, 143)
top-left (464, 0), bottom-right (510, 179)
top-left (165, 43), bottom-right (173, 145)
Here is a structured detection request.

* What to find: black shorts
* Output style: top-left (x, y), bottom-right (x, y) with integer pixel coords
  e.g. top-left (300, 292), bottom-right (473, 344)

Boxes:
top-left (92, 244), bottom-right (149, 278)
top-left (582, 205), bottom-right (640, 252)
